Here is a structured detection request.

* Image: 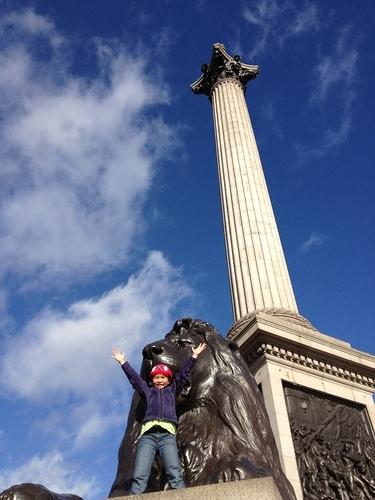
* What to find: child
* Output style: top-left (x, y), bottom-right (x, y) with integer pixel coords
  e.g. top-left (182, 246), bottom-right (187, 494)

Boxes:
top-left (112, 342), bottom-right (207, 495)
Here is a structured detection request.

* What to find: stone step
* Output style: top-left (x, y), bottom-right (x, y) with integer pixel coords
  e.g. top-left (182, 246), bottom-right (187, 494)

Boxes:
top-left (109, 477), bottom-right (282, 500)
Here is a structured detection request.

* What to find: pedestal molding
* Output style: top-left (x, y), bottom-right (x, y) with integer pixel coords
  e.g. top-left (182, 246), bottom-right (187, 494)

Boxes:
top-left (250, 341), bottom-right (375, 389)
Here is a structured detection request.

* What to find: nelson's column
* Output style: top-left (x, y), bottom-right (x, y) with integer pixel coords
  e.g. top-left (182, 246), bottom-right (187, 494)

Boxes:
top-left (192, 43), bottom-right (375, 499)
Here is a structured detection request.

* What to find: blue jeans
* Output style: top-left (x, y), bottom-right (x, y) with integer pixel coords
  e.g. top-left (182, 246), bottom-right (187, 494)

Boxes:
top-left (130, 429), bottom-right (185, 495)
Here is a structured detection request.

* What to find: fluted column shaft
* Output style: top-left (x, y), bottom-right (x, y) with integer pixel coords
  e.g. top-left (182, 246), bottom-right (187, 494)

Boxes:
top-left (211, 78), bottom-right (298, 321)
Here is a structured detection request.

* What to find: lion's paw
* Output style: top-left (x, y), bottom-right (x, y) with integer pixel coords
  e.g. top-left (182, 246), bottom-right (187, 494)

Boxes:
top-left (212, 459), bottom-right (267, 483)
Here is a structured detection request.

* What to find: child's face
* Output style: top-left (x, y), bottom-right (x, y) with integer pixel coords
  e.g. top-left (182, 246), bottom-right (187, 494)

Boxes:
top-left (152, 374), bottom-right (170, 389)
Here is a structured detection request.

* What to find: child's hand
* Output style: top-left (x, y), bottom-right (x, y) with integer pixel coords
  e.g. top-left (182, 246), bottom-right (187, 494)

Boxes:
top-left (112, 348), bottom-right (126, 365)
top-left (192, 342), bottom-right (207, 359)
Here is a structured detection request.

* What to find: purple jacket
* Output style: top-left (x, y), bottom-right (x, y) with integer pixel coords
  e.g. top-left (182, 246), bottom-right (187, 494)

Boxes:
top-left (121, 356), bottom-right (196, 425)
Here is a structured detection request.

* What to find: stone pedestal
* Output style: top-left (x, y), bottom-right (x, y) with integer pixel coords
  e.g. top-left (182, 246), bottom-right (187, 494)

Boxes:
top-left (110, 477), bottom-right (282, 500)
top-left (229, 312), bottom-right (375, 499)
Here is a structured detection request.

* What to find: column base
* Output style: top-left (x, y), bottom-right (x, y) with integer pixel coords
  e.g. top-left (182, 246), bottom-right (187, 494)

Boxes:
top-left (228, 309), bottom-right (317, 340)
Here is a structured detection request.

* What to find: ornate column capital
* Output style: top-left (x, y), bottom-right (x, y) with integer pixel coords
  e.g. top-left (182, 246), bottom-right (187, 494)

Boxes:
top-left (191, 43), bottom-right (259, 96)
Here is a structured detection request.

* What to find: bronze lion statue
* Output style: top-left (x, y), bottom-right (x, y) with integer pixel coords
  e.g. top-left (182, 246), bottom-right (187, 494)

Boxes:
top-left (0, 484), bottom-right (82, 500)
top-left (109, 318), bottom-right (296, 499)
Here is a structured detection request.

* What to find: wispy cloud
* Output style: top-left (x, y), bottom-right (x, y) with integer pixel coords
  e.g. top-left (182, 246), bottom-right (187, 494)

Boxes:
top-left (289, 3), bottom-right (320, 35)
top-left (0, 8), bottom-right (64, 46)
top-left (262, 101), bottom-right (283, 138)
top-left (0, 451), bottom-right (99, 497)
top-left (242, 0), bottom-right (320, 57)
top-left (311, 27), bottom-right (357, 104)
top-left (299, 231), bottom-right (329, 255)
top-left (0, 9), bottom-right (176, 288)
top-left (296, 26), bottom-right (358, 160)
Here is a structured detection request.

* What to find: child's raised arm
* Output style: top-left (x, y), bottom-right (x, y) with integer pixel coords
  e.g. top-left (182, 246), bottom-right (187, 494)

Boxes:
top-left (192, 342), bottom-right (207, 358)
top-left (175, 343), bottom-right (207, 390)
top-left (112, 348), bottom-right (148, 395)
top-left (112, 348), bottom-right (126, 365)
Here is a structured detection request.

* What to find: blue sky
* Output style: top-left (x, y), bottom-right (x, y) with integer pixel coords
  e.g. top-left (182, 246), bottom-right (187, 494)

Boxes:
top-left (0, 0), bottom-right (374, 497)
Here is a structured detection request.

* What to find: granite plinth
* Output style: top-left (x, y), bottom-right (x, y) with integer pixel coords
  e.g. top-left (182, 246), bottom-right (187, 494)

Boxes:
top-left (108, 477), bottom-right (282, 500)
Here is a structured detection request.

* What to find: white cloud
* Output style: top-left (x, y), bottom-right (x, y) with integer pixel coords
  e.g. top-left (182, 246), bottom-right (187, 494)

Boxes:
top-left (0, 288), bottom-right (8, 314)
top-left (0, 251), bottom-right (191, 447)
top-left (299, 231), bottom-right (329, 254)
top-left (0, 288), bottom-right (14, 332)
top-left (0, 9), bottom-right (175, 287)
top-left (243, 0), bottom-right (320, 57)
top-left (0, 451), bottom-right (98, 497)
top-left (0, 251), bottom-right (190, 400)
top-left (0, 8), bottom-right (192, 468)
top-left (71, 404), bottom-right (123, 449)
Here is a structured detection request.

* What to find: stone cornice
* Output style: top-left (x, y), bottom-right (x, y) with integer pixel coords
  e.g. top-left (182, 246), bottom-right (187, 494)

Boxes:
top-left (229, 311), bottom-right (354, 353)
top-left (248, 341), bottom-right (375, 389)
top-left (228, 311), bottom-right (375, 391)
top-left (190, 43), bottom-right (259, 97)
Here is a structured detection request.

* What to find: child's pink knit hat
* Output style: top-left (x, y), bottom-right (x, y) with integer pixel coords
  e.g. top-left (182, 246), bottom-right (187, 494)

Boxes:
top-left (150, 364), bottom-right (173, 379)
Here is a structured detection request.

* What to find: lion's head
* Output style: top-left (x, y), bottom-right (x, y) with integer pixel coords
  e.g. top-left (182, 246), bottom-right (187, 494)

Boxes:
top-left (109, 318), bottom-right (296, 500)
